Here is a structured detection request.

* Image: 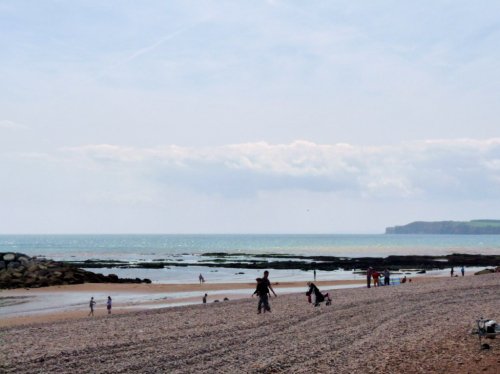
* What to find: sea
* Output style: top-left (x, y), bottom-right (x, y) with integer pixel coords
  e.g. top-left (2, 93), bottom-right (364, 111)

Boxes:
top-left (1, 234), bottom-right (498, 284)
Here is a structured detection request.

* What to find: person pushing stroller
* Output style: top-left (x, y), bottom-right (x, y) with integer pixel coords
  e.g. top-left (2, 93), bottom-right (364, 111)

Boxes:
top-left (306, 282), bottom-right (332, 307)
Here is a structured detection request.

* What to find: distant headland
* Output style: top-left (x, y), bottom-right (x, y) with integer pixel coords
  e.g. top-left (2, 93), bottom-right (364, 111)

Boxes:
top-left (385, 219), bottom-right (500, 234)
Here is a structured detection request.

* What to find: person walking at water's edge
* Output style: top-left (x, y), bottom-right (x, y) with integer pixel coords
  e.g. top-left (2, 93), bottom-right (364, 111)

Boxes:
top-left (107, 296), bottom-right (112, 314)
top-left (450, 267), bottom-right (454, 277)
top-left (461, 266), bottom-right (465, 277)
top-left (88, 297), bottom-right (96, 316)
top-left (199, 274), bottom-right (205, 284)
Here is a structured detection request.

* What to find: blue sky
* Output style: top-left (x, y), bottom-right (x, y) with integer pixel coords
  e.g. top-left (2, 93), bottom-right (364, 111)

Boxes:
top-left (1, 1), bottom-right (500, 233)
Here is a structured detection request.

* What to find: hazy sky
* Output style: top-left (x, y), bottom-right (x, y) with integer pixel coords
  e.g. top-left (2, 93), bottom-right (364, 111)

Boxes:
top-left (2, 1), bottom-right (500, 234)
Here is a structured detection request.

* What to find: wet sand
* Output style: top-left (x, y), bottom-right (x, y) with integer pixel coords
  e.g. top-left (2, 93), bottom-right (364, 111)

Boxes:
top-left (0, 279), bottom-right (365, 327)
top-left (1, 273), bottom-right (499, 373)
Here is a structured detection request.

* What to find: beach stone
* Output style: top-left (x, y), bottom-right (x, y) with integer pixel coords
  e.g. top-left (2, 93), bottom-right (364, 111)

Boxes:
top-left (7, 261), bottom-right (21, 269)
top-left (3, 253), bottom-right (16, 261)
top-left (0, 261), bottom-right (5, 269)
top-left (18, 256), bottom-right (30, 265)
top-left (475, 269), bottom-right (494, 275)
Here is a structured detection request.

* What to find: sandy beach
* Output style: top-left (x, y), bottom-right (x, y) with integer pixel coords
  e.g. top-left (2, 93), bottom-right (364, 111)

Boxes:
top-left (0, 279), bottom-right (365, 327)
top-left (1, 273), bottom-right (499, 373)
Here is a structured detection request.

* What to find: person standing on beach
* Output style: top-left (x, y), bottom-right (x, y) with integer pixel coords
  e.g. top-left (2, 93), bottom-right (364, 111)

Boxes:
top-left (203, 293), bottom-right (207, 304)
top-left (383, 268), bottom-right (390, 286)
top-left (366, 267), bottom-right (373, 288)
top-left (253, 278), bottom-right (270, 313)
top-left (88, 296), bottom-right (96, 316)
top-left (106, 296), bottom-right (112, 314)
top-left (450, 267), bottom-right (454, 277)
top-left (199, 274), bottom-right (205, 284)
top-left (461, 266), bottom-right (465, 277)
top-left (372, 270), bottom-right (380, 287)
top-left (313, 269), bottom-right (316, 281)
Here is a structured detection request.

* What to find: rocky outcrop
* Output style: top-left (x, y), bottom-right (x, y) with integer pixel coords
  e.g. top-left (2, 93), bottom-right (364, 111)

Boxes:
top-left (386, 219), bottom-right (500, 234)
top-left (0, 252), bottom-right (151, 289)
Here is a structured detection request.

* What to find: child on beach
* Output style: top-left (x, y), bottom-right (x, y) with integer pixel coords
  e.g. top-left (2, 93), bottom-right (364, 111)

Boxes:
top-left (203, 293), bottom-right (207, 304)
top-left (106, 296), bottom-right (112, 314)
top-left (88, 297), bottom-right (96, 316)
top-left (252, 278), bottom-right (271, 314)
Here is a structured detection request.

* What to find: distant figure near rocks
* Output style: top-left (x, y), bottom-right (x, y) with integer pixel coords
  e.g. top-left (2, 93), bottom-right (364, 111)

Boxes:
top-left (450, 267), bottom-right (454, 277)
top-left (107, 296), bottom-right (112, 314)
top-left (203, 293), bottom-right (207, 304)
top-left (199, 274), bottom-right (205, 284)
top-left (88, 297), bottom-right (96, 316)
top-left (384, 268), bottom-right (390, 286)
top-left (461, 266), bottom-right (465, 277)
top-left (366, 267), bottom-right (373, 288)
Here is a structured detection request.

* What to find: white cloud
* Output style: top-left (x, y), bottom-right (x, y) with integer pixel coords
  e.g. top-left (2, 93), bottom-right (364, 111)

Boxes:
top-left (59, 138), bottom-right (500, 199)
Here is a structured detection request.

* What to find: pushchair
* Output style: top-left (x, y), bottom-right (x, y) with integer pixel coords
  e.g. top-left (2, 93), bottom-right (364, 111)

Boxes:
top-left (306, 282), bottom-right (332, 307)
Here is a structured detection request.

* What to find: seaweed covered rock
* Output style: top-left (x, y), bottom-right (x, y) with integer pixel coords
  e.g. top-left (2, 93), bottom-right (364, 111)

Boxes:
top-left (0, 252), bottom-right (151, 289)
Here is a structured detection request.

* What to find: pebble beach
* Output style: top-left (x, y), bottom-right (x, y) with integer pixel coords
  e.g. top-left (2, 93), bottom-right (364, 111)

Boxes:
top-left (1, 273), bottom-right (499, 373)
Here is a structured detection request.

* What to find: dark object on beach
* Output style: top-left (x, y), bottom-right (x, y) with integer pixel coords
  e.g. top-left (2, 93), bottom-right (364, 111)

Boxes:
top-left (306, 282), bottom-right (332, 307)
top-left (474, 318), bottom-right (500, 349)
top-left (223, 297), bottom-right (229, 301)
top-left (417, 270), bottom-right (426, 274)
top-left (0, 252), bottom-right (153, 289)
top-left (214, 300), bottom-right (219, 303)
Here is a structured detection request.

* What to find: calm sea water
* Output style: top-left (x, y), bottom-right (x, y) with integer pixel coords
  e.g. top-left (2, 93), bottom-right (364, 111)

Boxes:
top-left (1, 234), bottom-right (499, 262)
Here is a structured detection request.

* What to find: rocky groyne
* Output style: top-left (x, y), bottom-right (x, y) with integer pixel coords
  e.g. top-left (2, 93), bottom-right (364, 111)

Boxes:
top-left (0, 252), bottom-right (151, 289)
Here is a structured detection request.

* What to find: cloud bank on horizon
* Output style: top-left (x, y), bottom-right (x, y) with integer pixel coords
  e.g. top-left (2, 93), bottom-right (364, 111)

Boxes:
top-left (1, 1), bottom-right (500, 233)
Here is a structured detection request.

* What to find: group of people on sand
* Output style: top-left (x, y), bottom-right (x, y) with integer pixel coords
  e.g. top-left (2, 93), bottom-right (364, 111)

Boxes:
top-left (251, 270), bottom-right (332, 313)
top-left (366, 267), bottom-right (391, 288)
top-left (88, 296), bottom-right (112, 316)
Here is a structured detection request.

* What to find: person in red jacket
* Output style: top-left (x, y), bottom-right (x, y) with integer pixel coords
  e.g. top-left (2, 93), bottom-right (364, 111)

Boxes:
top-left (372, 270), bottom-right (380, 287)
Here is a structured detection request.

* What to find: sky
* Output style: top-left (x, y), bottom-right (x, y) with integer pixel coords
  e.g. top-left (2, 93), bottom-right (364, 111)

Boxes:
top-left (1, 0), bottom-right (500, 234)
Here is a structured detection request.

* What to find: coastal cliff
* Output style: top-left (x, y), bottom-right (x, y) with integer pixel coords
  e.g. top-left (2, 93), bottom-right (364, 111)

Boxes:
top-left (385, 219), bottom-right (500, 234)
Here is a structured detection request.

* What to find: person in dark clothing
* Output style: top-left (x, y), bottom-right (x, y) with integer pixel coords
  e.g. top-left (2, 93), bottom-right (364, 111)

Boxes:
top-left (262, 270), bottom-right (277, 297)
top-left (366, 267), bottom-right (373, 288)
top-left (252, 278), bottom-right (271, 313)
top-left (306, 282), bottom-right (331, 307)
top-left (383, 268), bottom-right (390, 286)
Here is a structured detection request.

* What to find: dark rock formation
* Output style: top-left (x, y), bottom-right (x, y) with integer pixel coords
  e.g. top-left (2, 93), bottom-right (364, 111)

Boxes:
top-left (0, 252), bottom-right (151, 289)
top-left (63, 253), bottom-right (500, 272)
